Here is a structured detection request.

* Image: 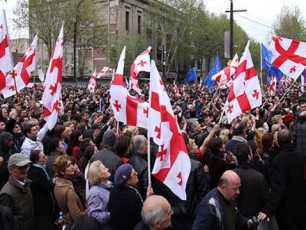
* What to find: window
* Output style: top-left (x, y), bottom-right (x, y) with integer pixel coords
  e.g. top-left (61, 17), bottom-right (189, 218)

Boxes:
top-left (138, 15), bottom-right (141, 34)
top-left (125, 11), bottom-right (129, 31)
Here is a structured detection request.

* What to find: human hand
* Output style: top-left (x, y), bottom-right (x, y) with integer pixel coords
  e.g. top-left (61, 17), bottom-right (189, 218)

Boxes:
top-left (258, 212), bottom-right (269, 221)
top-left (146, 183), bottom-right (154, 198)
top-left (247, 219), bottom-right (253, 229)
top-left (203, 164), bottom-right (209, 173)
top-left (0, 156), bottom-right (3, 166)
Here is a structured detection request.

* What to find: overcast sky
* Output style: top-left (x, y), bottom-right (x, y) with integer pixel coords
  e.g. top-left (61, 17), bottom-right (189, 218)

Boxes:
top-left (2, 0), bottom-right (306, 43)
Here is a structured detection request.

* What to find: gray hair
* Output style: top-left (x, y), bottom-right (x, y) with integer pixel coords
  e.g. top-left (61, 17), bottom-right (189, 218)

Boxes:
top-left (132, 135), bottom-right (146, 153)
top-left (141, 205), bottom-right (166, 228)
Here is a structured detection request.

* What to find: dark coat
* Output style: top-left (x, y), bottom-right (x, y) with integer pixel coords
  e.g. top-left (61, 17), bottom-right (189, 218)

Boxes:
top-left (0, 132), bottom-right (13, 190)
top-left (108, 185), bottom-right (143, 230)
top-left (91, 146), bottom-right (123, 183)
top-left (0, 205), bottom-right (18, 230)
top-left (261, 144), bottom-right (306, 230)
top-left (233, 163), bottom-right (269, 218)
top-left (128, 152), bottom-right (148, 200)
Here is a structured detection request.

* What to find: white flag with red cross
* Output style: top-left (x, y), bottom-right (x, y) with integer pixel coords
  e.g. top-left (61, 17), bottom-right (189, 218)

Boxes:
top-left (212, 53), bottom-right (239, 89)
top-left (109, 46), bottom-right (149, 128)
top-left (149, 60), bottom-right (191, 200)
top-left (87, 68), bottom-right (97, 93)
top-left (42, 25), bottom-right (64, 130)
top-left (268, 76), bottom-right (277, 96)
top-left (129, 46), bottom-right (151, 95)
top-left (2, 35), bottom-right (38, 98)
top-left (224, 41), bottom-right (262, 123)
top-left (0, 10), bottom-right (13, 91)
top-left (270, 35), bottom-right (306, 81)
top-left (97, 66), bottom-right (112, 78)
top-left (174, 82), bottom-right (179, 96)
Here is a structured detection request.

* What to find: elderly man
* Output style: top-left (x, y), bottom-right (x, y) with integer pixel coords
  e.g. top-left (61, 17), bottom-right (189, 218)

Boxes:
top-left (135, 195), bottom-right (173, 230)
top-left (192, 170), bottom-right (253, 230)
top-left (0, 153), bottom-right (34, 230)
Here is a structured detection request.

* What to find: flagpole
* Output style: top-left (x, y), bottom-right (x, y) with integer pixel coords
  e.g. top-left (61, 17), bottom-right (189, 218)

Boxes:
top-left (147, 69), bottom-right (152, 186)
top-left (260, 43), bottom-right (264, 90)
top-left (274, 79), bottom-right (295, 109)
top-left (208, 87), bottom-right (219, 109)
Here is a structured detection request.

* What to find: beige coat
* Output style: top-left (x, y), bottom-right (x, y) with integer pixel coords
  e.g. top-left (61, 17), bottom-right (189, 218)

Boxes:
top-left (54, 177), bottom-right (86, 224)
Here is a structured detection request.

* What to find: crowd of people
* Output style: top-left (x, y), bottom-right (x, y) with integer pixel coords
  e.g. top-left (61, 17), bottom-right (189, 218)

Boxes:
top-left (0, 80), bottom-right (306, 230)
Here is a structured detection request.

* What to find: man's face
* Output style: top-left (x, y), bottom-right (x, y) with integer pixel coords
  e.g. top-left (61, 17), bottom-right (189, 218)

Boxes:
top-left (223, 178), bottom-right (241, 201)
top-left (9, 164), bottom-right (30, 182)
top-left (20, 110), bottom-right (27, 118)
top-left (27, 126), bottom-right (38, 140)
top-left (158, 202), bottom-right (173, 229)
top-left (300, 103), bottom-right (306, 112)
top-left (0, 122), bottom-right (5, 132)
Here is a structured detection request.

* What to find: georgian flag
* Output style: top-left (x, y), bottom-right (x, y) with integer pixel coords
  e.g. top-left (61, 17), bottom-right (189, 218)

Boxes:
top-left (130, 46), bottom-right (151, 94)
top-left (42, 25), bottom-right (64, 130)
top-left (270, 35), bottom-right (306, 81)
top-left (2, 35), bottom-right (38, 98)
top-left (225, 41), bottom-right (262, 123)
top-left (149, 60), bottom-right (191, 200)
top-left (109, 46), bottom-right (149, 128)
top-left (268, 76), bottom-right (277, 96)
top-left (212, 53), bottom-right (239, 89)
top-left (0, 10), bottom-right (13, 91)
top-left (87, 68), bottom-right (97, 93)
top-left (97, 66), bottom-right (112, 78)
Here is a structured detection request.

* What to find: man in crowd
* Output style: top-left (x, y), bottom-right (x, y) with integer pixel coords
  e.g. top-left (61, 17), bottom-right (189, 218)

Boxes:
top-left (21, 124), bottom-right (44, 159)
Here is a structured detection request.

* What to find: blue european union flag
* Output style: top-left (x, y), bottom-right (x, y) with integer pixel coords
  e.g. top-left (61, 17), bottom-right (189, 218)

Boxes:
top-left (261, 43), bottom-right (283, 79)
top-left (204, 54), bottom-right (221, 90)
top-left (185, 67), bottom-right (197, 82)
top-left (266, 76), bottom-right (271, 85)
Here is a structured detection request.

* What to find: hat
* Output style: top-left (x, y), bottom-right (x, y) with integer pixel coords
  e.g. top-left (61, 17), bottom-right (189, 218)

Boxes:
top-left (114, 164), bottom-right (133, 186)
top-left (8, 153), bottom-right (32, 167)
top-left (102, 130), bottom-right (116, 146)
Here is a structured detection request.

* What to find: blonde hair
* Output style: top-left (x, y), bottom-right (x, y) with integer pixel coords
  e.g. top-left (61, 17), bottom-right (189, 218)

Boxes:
top-left (88, 160), bottom-right (105, 185)
top-left (271, 124), bottom-right (280, 136)
top-left (219, 129), bottom-right (230, 144)
top-left (271, 115), bottom-right (282, 125)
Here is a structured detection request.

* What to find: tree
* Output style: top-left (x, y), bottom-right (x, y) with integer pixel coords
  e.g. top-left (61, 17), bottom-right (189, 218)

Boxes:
top-left (13, 0), bottom-right (108, 77)
top-left (272, 6), bottom-right (306, 41)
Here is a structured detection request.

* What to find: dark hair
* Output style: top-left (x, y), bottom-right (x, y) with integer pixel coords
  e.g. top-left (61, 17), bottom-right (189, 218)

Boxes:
top-left (247, 140), bottom-right (257, 155)
top-left (232, 123), bottom-right (245, 136)
top-left (30, 149), bottom-right (42, 163)
top-left (48, 138), bottom-right (61, 155)
top-left (71, 216), bottom-right (101, 230)
top-left (298, 98), bottom-right (306, 105)
top-left (262, 133), bottom-right (274, 152)
top-left (67, 130), bottom-right (82, 155)
top-left (52, 125), bottom-right (65, 139)
top-left (79, 138), bottom-right (93, 152)
top-left (84, 145), bottom-right (95, 161)
top-left (277, 129), bottom-right (292, 146)
top-left (208, 138), bottom-right (223, 155)
top-left (115, 135), bottom-right (131, 157)
top-left (23, 124), bottom-right (35, 136)
top-left (235, 143), bottom-right (251, 163)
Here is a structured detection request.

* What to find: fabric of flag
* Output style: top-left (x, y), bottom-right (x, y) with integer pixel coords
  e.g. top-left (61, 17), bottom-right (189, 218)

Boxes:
top-left (174, 83), bottom-right (179, 96)
top-left (268, 77), bottom-right (277, 96)
top-left (204, 54), bottom-right (221, 90)
top-left (302, 70), bottom-right (306, 92)
top-left (266, 76), bottom-right (271, 85)
top-left (130, 46), bottom-right (151, 94)
top-left (225, 41), bottom-right (262, 123)
top-left (185, 67), bottom-right (196, 82)
top-left (212, 53), bottom-right (239, 89)
top-left (2, 35), bottom-right (38, 98)
top-left (277, 76), bottom-right (284, 94)
top-left (87, 68), bottom-right (97, 93)
top-left (97, 66), bottom-right (112, 78)
top-left (261, 43), bottom-right (283, 79)
top-left (269, 35), bottom-right (306, 81)
top-left (0, 10), bottom-right (13, 91)
top-left (42, 25), bottom-right (64, 130)
top-left (109, 46), bottom-right (149, 129)
top-left (149, 60), bottom-right (191, 200)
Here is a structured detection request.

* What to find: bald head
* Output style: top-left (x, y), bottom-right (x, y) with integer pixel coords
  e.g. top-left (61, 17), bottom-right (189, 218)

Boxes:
top-left (218, 170), bottom-right (241, 201)
top-left (141, 195), bottom-right (172, 230)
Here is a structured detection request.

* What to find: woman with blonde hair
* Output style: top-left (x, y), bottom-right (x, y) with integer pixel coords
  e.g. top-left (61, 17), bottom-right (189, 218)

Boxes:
top-left (86, 160), bottom-right (112, 229)
top-left (53, 156), bottom-right (87, 229)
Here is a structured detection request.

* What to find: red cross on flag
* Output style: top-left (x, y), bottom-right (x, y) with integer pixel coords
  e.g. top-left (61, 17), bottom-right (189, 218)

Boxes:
top-left (224, 41), bottom-right (262, 123)
top-left (0, 10), bottom-right (13, 91)
top-left (97, 66), bottom-right (112, 78)
top-left (149, 60), bottom-right (190, 200)
top-left (109, 46), bottom-right (149, 128)
top-left (212, 53), bottom-right (239, 89)
top-left (87, 68), bottom-right (97, 93)
top-left (268, 76), bottom-right (277, 96)
top-left (2, 35), bottom-right (38, 98)
top-left (174, 82), bottom-right (179, 96)
top-left (270, 35), bottom-right (306, 81)
top-left (129, 46), bottom-right (151, 95)
top-left (42, 25), bottom-right (64, 130)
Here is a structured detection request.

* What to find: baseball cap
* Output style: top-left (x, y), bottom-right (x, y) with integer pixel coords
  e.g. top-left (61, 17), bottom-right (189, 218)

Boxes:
top-left (8, 153), bottom-right (32, 167)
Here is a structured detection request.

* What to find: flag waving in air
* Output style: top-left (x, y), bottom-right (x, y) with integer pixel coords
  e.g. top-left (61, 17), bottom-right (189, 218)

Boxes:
top-left (87, 68), bottom-right (97, 93)
top-left (185, 67), bottom-right (197, 82)
top-left (97, 66), bottom-right (112, 78)
top-left (261, 43), bottom-right (283, 79)
top-left (204, 54), bottom-right (221, 90)
top-left (268, 76), bottom-right (277, 96)
top-left (225, 41), bottom-right (262, 123)
top-left (2, 35), bottom-right (38, 98)
top-left (212, 53), bottom-right (239, 89)
top-left (0, 10), bottom-right (13, 91)
top-left (109, 46), bottom-right (149, 129)
top-left (269, 35), bottom-right (306, 81)
top-left (42, 25), bottom-right (64, 130)
top-left (130, 46), bottom-right (151, 94)
top-left (149, 60), bottom-right (191, 200)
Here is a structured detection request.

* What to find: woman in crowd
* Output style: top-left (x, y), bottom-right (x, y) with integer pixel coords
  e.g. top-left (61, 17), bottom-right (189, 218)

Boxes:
top-left (87, 160), bottom-right (112, 229)
top-left (53, 156), bottom-right (87, 229)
